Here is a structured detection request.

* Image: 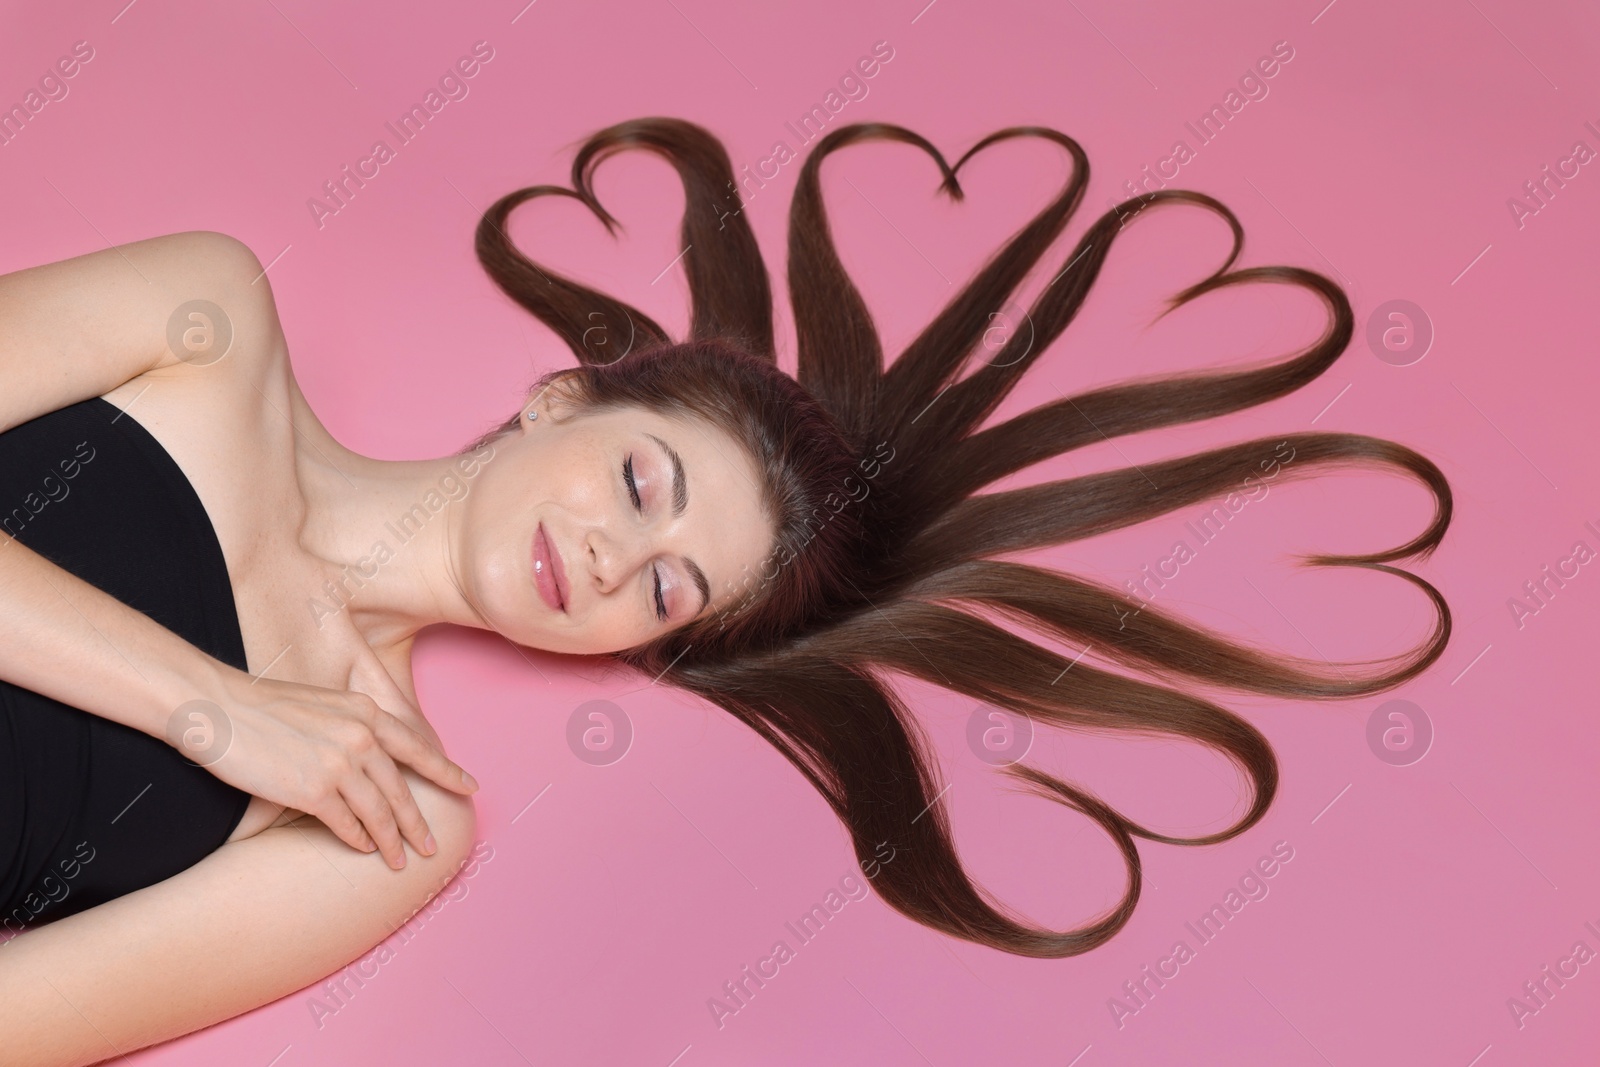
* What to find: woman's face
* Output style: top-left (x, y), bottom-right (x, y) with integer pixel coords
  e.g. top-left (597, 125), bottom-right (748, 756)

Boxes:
top-left (455, 392), bottom-right (775, 655)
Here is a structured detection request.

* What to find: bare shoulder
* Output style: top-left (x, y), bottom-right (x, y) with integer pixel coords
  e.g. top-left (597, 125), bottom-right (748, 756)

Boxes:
top-left (0, 229), bottom-right (294, 436)
top-left (96, 234), bottom-right (294, 437)
top-left (135, 231), bottom-right (290, 390)
top-left (165, 231), bottom-right (286, 353)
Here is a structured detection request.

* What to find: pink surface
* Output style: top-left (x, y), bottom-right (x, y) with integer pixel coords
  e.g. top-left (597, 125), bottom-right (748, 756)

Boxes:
top-left (3, 0), bottom-right (1597, 1064)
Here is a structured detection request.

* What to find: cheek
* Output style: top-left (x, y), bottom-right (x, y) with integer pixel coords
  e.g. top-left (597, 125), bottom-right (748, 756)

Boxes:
top-left (547, 450), bottom-right (613, 512)
top-left (567, 604), bottom-right (650, 656)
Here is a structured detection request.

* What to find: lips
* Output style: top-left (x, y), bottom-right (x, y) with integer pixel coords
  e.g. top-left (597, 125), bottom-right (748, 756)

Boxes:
top-left (533, 521), bottom-right (569, 613)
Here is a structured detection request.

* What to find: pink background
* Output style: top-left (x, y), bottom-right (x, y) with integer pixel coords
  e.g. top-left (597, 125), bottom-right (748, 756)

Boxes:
top-left (3, 0), bottom-right (1597, 1063)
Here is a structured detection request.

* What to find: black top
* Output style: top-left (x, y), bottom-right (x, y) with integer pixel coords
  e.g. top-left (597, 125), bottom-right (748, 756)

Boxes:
top-left (0, 396), bottom-right (253, 934)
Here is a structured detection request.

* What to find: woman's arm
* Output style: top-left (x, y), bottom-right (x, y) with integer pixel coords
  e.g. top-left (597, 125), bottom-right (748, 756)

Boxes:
top-left (0, 768), bottom-right (479, 1067)
top-left (0, 525), bottom-right (245, 742)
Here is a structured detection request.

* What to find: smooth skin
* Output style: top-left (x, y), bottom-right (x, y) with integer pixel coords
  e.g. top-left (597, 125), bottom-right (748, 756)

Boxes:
top-left (0, 231), bottom-right (776, 1065)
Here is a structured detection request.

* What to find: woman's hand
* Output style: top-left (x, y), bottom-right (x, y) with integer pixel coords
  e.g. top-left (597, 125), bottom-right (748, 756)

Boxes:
top-left (171, 666), bottom-right (479, 870)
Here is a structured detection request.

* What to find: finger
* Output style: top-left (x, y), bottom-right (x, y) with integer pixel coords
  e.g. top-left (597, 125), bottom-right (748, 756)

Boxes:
top-left (363, 751), bottom-right (435, 858)
top-left (317, 796), bottom-right (379, 855)
top-left (341, 778), bottom-right (407, 870)
top-left (373, 715), bottom-right (479, 795)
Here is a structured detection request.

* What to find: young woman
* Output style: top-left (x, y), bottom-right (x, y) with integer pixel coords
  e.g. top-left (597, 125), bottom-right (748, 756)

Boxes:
top-left (0, 116), bottom-right (1452, 1065)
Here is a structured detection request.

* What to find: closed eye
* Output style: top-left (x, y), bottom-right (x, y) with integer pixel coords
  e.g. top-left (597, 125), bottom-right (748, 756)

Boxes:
top-left (623, 453), bottom-right (669, 622)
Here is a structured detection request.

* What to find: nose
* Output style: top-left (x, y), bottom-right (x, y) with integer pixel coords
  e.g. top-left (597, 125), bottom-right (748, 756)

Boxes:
top-left (585, 526), bottom-right (653, 593)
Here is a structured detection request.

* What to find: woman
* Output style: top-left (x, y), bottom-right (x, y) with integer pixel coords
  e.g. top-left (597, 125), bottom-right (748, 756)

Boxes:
top-left (0, 117), bottom-right (1451, 1064)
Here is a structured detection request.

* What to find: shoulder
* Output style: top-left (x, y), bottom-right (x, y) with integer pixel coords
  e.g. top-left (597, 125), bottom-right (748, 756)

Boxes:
top-left (145, 231), bottom-right (289, 373)
top-left (167, 232), bottom-right (289, 379)
top-left (95, 233), bottom-right (292, 429)
top-left (105, 230), bottom-right (303, 439)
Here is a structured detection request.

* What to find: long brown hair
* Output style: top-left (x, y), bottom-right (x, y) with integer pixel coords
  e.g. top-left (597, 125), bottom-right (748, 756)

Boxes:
top-left (466, 117), bottom-right (1451, 958)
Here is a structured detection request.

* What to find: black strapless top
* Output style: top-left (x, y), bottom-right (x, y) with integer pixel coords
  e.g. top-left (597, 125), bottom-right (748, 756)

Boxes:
top-left (0, 396), bottom-right (252, 935)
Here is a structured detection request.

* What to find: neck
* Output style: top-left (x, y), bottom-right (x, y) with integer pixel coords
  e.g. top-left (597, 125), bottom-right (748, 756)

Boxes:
top-left (293, 439), bottom-right (489, 657)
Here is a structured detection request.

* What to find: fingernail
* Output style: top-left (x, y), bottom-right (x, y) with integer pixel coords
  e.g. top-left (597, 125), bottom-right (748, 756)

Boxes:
top-left (424, 832), bottom-right (437, 855)
top-left (462, 772), bottom-right (480, 792)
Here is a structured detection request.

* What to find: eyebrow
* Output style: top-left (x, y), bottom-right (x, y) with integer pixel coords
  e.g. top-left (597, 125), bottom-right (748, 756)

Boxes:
top-left (645, 432), bottom-right (710, 617)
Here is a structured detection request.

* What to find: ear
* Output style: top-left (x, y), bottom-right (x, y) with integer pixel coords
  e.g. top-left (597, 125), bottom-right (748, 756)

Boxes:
top-left (522, 370), bottom-right (585, 427)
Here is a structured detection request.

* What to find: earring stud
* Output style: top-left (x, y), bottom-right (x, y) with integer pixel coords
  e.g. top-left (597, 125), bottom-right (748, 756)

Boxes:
top-left (526, 410), bottom-right (538, 421)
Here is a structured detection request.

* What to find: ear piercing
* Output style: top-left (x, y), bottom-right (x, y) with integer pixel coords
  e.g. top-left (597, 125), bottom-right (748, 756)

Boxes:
top-left (526, 410), bottom-right (538, 421)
